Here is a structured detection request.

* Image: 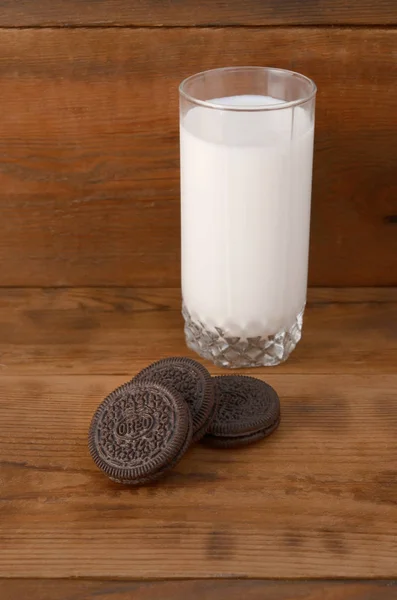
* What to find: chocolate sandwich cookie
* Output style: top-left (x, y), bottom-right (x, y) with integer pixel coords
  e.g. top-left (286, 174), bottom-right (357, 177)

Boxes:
top-left (134, 357), bottom-right (215, 442)
top-left (88, 380), bottom-right (192, 485)
top-left (204, 375), bottom-right (280, 448)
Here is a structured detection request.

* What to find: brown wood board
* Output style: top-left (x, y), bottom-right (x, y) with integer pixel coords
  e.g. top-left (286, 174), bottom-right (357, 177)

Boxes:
top-left (1, 372), bottom-right (397, 578)
top-left (1, 580), bottom-right (397, 600)
top-left (0, 287), bottom-right (396, 375)
top-left (0, 286), bottom-right (397, 578)
top-left (0, 0), bottom-right (395, 26)
top-left (0, 28), bottom-right (395, 287)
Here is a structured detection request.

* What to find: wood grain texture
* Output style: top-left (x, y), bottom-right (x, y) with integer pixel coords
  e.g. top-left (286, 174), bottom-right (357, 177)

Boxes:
top-left (0, 0), bottom-right (395, 26)
top-left (2, 580), bottom-right (397, 600)
top-left (0, 287), bottom-right (396, 375)
top-left (0, 28), bottom-right (396, 287)
top-left (1, 371), bottom-right (397, 578)
top-left (0, 287), bottom-right (396, 580)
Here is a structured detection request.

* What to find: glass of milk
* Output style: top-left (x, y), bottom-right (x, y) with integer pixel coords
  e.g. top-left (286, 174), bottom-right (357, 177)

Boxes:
top-left (179, 67), bottom-right (316, 368)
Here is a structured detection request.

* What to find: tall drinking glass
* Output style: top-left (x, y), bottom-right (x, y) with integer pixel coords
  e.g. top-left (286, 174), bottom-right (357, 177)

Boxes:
top-left (179, 67), bottom-right (316, 368)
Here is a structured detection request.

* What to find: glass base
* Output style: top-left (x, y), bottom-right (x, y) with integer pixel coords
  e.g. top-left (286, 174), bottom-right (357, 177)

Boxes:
top-left (183, 305), bottom-right (304, 369)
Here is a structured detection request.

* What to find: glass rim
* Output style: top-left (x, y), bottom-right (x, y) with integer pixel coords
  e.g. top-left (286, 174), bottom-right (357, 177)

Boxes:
top-left (179, 66), bottom-right (317, 111)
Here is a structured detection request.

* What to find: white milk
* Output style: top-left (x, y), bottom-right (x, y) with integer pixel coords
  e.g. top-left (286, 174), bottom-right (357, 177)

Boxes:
top-left (180, 95), bottom-right (314, 338)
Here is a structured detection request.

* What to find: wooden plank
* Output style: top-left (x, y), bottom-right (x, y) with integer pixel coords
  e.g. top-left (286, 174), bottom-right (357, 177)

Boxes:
top-left (0, 0), bottom-right (395, 26)
top-left (1, 580), bottom-right (397, 600)
top-left (0, 29), bottom-right (396, 287)
top-left (308, 288), bottom-right (397, 303)
top-left (0, 287), bottom-right (396, 375)
top-left (1, 372), bottom-right (397, 578)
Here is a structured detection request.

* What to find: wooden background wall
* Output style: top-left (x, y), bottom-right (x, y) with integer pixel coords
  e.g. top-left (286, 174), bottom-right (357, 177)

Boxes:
top-left (0, 1), bottom-right (396, 288)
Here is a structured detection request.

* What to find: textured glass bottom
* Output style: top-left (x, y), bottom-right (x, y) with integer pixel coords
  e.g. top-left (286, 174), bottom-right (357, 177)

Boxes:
top-left (183, 305), bottom-right (304, 368)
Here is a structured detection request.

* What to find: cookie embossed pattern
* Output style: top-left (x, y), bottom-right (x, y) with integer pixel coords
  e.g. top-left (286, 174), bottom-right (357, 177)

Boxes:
top-left (89, 380), bottom-right (193, 485)
top-left (89, 358), bottom-right (281, 486)
top-left (205, 376), bottom-right (281, 448)
top-left (134, 357), bottom-right (215, 442)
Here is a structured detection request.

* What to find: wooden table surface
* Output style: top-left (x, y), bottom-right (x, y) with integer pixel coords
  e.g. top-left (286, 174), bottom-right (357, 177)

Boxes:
top-left (1, 286), bottom-right (397, 599)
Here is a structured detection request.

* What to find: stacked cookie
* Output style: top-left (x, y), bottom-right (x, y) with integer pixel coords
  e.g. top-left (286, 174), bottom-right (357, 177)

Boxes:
top-left (88, 357), bottom-right (280, 485)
